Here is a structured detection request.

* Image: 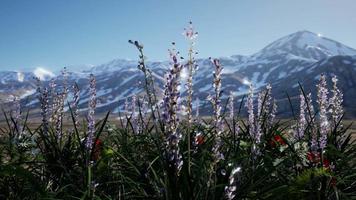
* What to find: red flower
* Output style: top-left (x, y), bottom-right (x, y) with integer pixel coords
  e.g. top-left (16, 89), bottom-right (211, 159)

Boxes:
top-left (306, 152), bottom-right (331, 169)
top-left (330, 177), bottom-right (337, 187)
top-left (323, 158), bottom-right (330, 169)
top-left (95, 138), bottom-right (102, 147)
top-left (270, 135), bottom-right (286, 148)
top-left (307, 152), bottom-right (320, 163)
top-left (92, 138), bottom-right (103, 161)
top-left (195, 134), bottom-right (204, 145)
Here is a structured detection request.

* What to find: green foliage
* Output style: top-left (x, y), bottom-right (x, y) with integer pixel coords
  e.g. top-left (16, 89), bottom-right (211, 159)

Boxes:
top-left (0, 39), bottom-right (355, 200)
top-left (1, 101), bottom-right (355, 199)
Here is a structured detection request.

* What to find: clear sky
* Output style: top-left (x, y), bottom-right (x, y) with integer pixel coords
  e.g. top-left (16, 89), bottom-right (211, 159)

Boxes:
top-left (1, 0), bottom-right (356, 72)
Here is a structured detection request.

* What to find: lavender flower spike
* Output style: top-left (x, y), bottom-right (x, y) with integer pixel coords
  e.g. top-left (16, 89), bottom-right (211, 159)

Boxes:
top-left (162, 43), bottom-right (184, 173)
top-left (228, 91), bottom-right (234, 120)
top-left (86, 74), bottom-right (96, 150)
top-left (246, 84), bottom-right (255, 139)
top-left (330, 75), bottom-right (343, 126)
top-left (209, 58), bottom-right (224, 162)
top-left (316, 74), bottom-right (329, 151)
top-left (225, 166), bottom-right (241, 200)
top-left (34, 77), bottom-right (49, 135)
top-left (183, 21), bottom-right (199, 124)
top-left (306, 93), bottom-right (318, 152)
top-left (131, 94), bottom-right (139, 133)
top-left (12, 96), bottom-right (22, 137)
top-left (295, 90), bottom-right (307, 140)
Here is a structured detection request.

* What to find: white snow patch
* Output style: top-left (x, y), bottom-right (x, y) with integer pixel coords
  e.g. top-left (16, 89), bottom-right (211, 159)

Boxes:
top-left (20, 89), bottom-right (36, 99)
top-left (17, 72), bottom-right (24, 82)
top-left (34, 67), bottom-right (55, 80)
top-left (278, 71), bottom-right (287, 79)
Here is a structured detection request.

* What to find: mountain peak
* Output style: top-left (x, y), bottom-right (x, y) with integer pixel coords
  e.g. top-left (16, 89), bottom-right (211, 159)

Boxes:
top-left (256, 30), bottom-right (356, 60)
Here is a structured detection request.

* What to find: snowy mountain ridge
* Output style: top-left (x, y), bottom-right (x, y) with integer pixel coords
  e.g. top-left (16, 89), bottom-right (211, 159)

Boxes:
top-left (1, 30), bottom-right (356, 117)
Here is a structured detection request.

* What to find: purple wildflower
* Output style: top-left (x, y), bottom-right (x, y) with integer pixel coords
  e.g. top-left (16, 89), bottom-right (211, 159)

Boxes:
top-left (11, 96), bottom-right (22, 136)
top-left (317, 74), bottom-right (329, 151)
top-left (229, 91), bottom-right (234, 120)
top-left (264, 84), bottom-right (272, 114)
top-left (269, 100), bottom-right (277, 123)
top-left (296, 91), bottom-right (307, 140)
top-left (162, 44), bottom-right (184, 173)
top-left (330, 75), bottom-right (343, 125)
top-left (257, 84), bottom-right (274, 124)
top-left (34, 77), bottom-right (49, 135)
top-left (255, 91), bottom-right (263, 143)
top-left (257, 91), bottom-right (263, 119)
top-left (183, 21), bottom-right (198, 125)
top-left (208, 58), bottom-right (224, 162)
top-left (61, 67), bottom-right (68, 99)
top-left (141, 96), bottom-right (149, 117)
top-left (225, 166), bottom-right (241, 200)
top-left (306, 93), bottom-right (318, 152)
top-left (55, 92), bottom-right (64, 140)
top-left (246, 84), bottom-right (255, 139)
top-left (49, 78), bottom-right (57, 123)
top-left (131, 94), bottom-right (139, 133)
top-left (183, 21), bottom-right (198, 40)
top-left (86, 74), bottom-right (96, 150)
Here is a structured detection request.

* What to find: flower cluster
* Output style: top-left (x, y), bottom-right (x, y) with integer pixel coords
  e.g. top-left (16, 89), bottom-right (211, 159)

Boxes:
top-left (183, 21), bottom-right (198, 40)
top-left (162, 44), bottom-right (184, 173)
top-left (257, 84), bottom-right (276, 127)
top-left (295, 90), bottom-right (307, 140)
top-left (316, 74), bottom-right (329, 151)
top-left (208, 58), bottom-right (224, 162)
top-left (49, 78), bottom-right (57, 123)
top-left (225, 166), bottom-right (241, 200)
top-left (129, 40), bottom-right (158, 117)
top-left (330, 76), bottom-right (343, 126)
top-left (306, 93), bottom-right (318, 152)
top-left (131, 94), bottom-right (139, 133)
top-left (228, 91), bottom-right (234, 120)
top-left (35, 77), bottom-right (49, 135)
top-left (246, 84), bottom-right (277, 155)
top-left (269, 134), bottom-right (287, 148)
top-left (47, 68), bottom-right (69, 140)
top-left (246, 84), bottom-right (255, 140)
top-left (183, 21), bottom-right (199, 124)
top-left (86, 74), bottom-right (96, 150)
top-left (307, 151), bottom-right (333, 170)
top-left (11, 96), bottom-right (23, 138)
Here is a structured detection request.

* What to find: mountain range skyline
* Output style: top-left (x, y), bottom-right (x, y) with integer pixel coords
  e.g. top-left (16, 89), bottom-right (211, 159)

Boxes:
top-left (2, 30), bottom-right (356, 75)
top-left (1, 29), bottom-right (356, 118)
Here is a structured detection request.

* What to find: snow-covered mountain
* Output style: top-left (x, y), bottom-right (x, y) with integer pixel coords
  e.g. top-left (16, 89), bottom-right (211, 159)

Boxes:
top-left (1, 30), bottom-right (356, 118)
top-left (254, 30), bottom-right (356, 60)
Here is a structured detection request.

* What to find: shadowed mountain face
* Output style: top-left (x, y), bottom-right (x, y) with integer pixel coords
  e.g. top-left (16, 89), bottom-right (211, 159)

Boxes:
top-left (1, 31), bottom-right (356, 118)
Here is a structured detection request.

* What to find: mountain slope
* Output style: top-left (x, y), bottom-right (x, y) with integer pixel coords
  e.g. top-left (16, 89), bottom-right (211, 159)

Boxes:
top-left (1, 30), bottom-right (356, 118)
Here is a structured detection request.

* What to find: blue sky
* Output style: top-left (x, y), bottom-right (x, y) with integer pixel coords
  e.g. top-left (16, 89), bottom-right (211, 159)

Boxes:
top-left (1, 0), bottom-right (356, 71)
